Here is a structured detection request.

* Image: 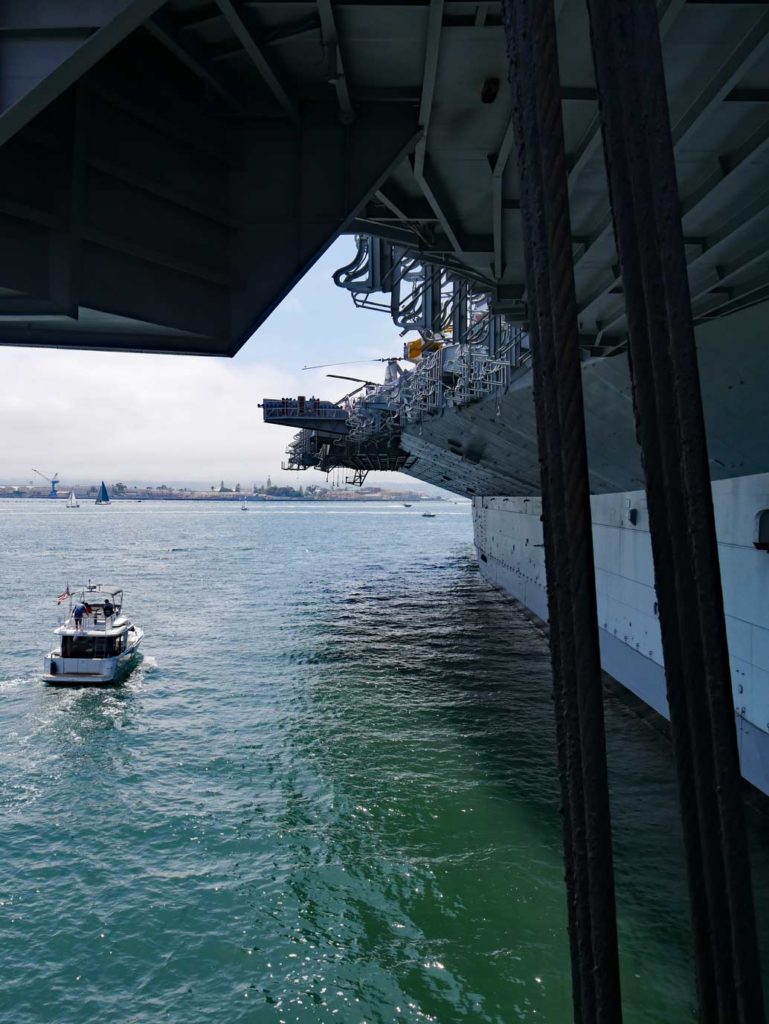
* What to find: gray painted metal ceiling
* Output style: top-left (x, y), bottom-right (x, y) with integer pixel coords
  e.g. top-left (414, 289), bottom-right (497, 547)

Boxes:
top-left (0, 0), bottom-right (767, 355)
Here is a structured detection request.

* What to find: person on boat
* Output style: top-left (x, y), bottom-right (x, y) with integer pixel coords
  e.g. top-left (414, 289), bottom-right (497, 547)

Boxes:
top-left (73, 602), bottom-right (86, 630)
top-left (102, 598), bottom-right (114, 624)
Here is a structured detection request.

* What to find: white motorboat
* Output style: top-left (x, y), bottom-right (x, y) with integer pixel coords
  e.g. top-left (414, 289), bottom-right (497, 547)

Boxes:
top-left (43, 583), bottom-right (143, 685)
top-left (66, 490), bottom-right (79, 508)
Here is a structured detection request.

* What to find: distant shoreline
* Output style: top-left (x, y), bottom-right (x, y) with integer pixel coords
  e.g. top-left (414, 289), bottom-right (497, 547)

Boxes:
top-left (0, 494), bottom-right (438, 503)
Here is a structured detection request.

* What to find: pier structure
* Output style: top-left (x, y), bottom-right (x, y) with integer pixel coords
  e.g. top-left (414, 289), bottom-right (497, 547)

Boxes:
top-left (2, 1), bottom-right (769, 1019)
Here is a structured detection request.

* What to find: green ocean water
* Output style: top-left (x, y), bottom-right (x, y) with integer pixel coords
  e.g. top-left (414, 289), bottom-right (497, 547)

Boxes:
top-left (1, 499), bottom-right (768, 1023)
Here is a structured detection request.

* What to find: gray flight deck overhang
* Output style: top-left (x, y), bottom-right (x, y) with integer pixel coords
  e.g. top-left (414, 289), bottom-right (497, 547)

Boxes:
top-left (0, 1), bottom-right (768, 356)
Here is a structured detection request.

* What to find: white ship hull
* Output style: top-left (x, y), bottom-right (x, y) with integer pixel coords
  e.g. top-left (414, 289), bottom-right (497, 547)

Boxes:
top-left (43, 628), bottom-right (143, 685)
top-left (471, 478), bottom-right (769, 797)
top-left (389, 299), bottom-right (769, 797)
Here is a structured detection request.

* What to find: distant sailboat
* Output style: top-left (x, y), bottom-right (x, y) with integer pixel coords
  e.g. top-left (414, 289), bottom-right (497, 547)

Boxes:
top-left (66, 490), bottom-right (79, 509)
top-left (95, 481), bottom-right (111, 505)
top-left (241, 500), bottom-right (248, 510)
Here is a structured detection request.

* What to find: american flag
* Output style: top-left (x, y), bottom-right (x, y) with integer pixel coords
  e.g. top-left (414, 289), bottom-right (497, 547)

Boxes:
top-left (57, 584), bottom-right (70, 604)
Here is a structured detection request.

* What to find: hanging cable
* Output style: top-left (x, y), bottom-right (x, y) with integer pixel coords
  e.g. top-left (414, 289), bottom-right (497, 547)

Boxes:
top-left (584, 2), bottom-right (765, 1021)
top-left (502, 2), bottom-right (623, 1020)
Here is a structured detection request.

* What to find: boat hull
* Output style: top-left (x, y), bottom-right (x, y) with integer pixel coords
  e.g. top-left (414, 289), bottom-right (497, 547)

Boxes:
top-left (472, 481), bottom-right (769, 797)
top-left (43, 633), bottom-right (143, 686)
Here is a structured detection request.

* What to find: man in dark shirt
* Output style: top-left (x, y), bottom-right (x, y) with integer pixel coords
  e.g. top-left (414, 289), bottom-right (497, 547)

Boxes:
top-left (102, 598), bottom-right (114, 624)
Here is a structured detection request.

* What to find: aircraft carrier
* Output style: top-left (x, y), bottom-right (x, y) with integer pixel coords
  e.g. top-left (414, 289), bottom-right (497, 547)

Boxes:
top-left (263, 225), bottom-right (769, 799)
top-left (3, 1), bottom-right (769, 1010)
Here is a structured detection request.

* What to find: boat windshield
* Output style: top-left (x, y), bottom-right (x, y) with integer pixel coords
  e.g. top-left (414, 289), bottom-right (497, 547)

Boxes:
top-left (72, 585), bottom-right (123, 611)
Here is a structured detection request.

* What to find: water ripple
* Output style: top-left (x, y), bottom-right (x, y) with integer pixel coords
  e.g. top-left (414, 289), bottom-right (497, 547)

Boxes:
top-left (0, 499), bottom-right (760, 1022)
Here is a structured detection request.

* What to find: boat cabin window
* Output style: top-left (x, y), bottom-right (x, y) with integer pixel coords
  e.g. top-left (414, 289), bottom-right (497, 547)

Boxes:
top-left (62, 633), bottom-right (127, 658)
top-left (62, 635), bottom-right (99, 658)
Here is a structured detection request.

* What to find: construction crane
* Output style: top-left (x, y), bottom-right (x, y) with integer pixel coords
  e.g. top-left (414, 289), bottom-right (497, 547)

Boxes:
top-left (32, 468), bottom-right (60, 498)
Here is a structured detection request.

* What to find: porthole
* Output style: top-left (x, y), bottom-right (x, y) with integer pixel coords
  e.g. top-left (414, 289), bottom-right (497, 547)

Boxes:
top-left (754, 509), bottom-right (769, 551)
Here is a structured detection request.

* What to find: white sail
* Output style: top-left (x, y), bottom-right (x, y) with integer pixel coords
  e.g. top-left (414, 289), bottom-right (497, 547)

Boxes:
top-left (67, 491), bottom-right (79, 508)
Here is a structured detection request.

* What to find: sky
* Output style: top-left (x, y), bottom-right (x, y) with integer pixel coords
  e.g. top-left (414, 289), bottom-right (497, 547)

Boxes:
top-left (0, 239), bottom-right (426, 492)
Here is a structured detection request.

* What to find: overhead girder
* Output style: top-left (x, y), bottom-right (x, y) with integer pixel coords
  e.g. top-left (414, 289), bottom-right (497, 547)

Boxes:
top-left (574, 1), bottom-right (769, 337)
top-left (0, 0), bottom-right (168, 146)
top-left (0, 31), bottom-right (419, 354)
top-left (0, 1), bottom-right (767, 354)
top-left (213, 0), bottom-right (300, 123)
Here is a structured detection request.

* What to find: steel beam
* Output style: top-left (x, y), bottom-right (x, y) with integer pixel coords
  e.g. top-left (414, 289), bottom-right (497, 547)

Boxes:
top-left (317, 0), bottom-right (355, 123)
top-left (88, 156), bottom-right (232, 226)
top-left (684, 117), bottom-right (769, 214)
top-left (400, 0), bottom-right (474, 260)
top-left (260, 14), bottom-right (321, 45)
top-left (146, 12), bottom-right (245, 111)
top-left (0, 326), bottom-right (219, 356)
top-left (567, 0), bottom-right (686, 193)
top-left (725, 87), bottom-right (769, 101)
top-left (0, 0), bottom-right (167, 147)
top-left (372, 189), bottom-right (436, 222)
top-left (693, 276), bottom-right (769, 322)
top-left (81, 227), bottom-right (235, 288)
top-left (597, 183), bottom-right (769, 335)
top-left (56, 80), bottom-right (87, 317)
top-left (348, 218), bottom-right (427, 247)
top-left (491, 120), bottom-right (514, 279)
top-left (214, 0), bottom-right (300, 123)
top-left (0, 2), bottom-right (111, 31)
top-left (0, 199), bottom-right (63, 231)
top-left (90, 75), bottom-right (232, 164)
top-left (411, 0), bottom-right (467, 250)
top-left (411, 153), bottom-right (467, 253)
top-left (576, 7), bottom-right (769, 287)
top-left (673, 10), bottom-right (769, 147)
top-left (177, 4), bottom-right (223, 32)
top-left (581, 116), bottom-right (769, 328)
top-left (696, 243), bottom-right (769, 301)
top-left (414, 0), bottom-right (442, 179)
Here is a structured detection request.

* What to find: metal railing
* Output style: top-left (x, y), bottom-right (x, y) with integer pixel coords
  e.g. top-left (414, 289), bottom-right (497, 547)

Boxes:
top-left (332, 336), bottom-right (527, 438)
top-left (393, 325), bottom-right (530, 425)
top-left (282, 429), bottom-right (319, 471)
top-left (62, 613), bottom-right (118, 631)
top-left (262, 398), bottom-right (347, 422)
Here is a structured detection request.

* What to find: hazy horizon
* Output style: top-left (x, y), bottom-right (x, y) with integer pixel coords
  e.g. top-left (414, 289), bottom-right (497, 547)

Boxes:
top-left (0, 238), bottom-right (431, 494)
top-left (0, 476), bottom-right (441, 494)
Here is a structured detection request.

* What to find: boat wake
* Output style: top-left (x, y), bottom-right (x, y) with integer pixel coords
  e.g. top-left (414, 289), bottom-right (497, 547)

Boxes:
top-left (0, 673), bottom-right (35, 694)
